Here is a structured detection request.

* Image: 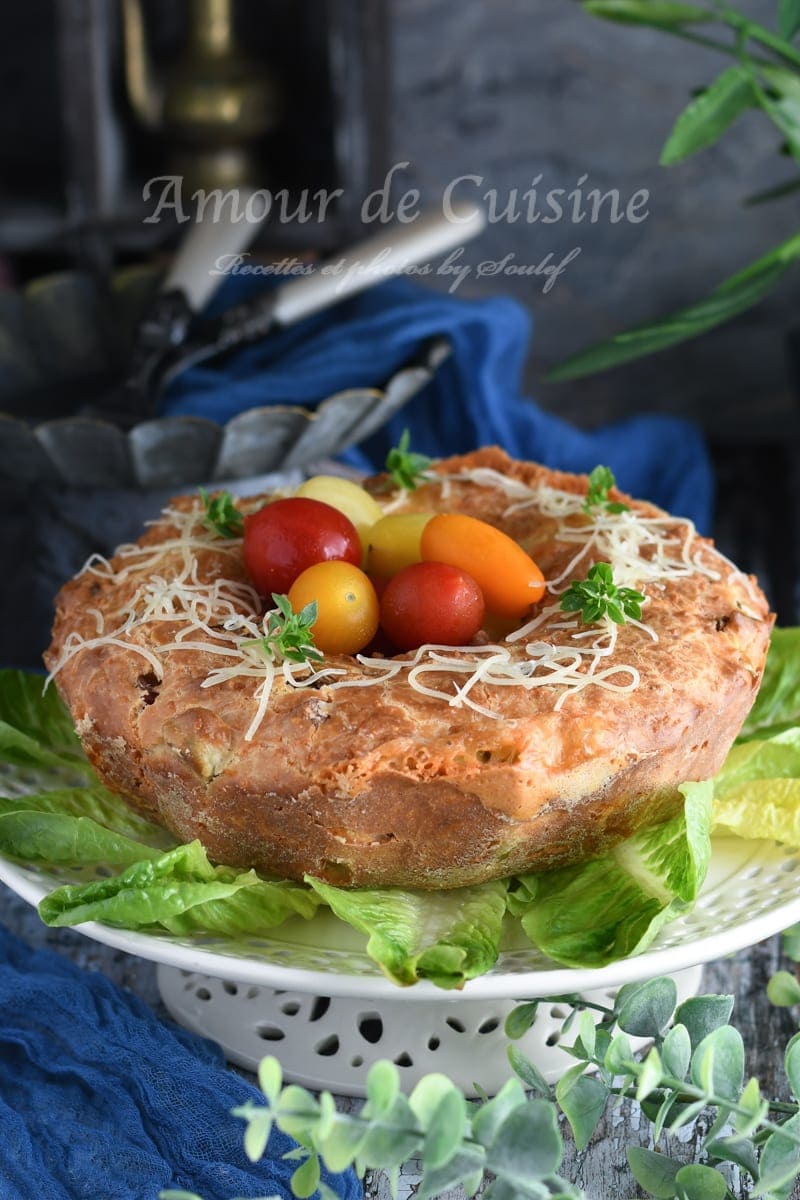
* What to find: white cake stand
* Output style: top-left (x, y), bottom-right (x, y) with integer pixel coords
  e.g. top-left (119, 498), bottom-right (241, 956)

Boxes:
top-left (3, 834), bottom-right (800, 1097)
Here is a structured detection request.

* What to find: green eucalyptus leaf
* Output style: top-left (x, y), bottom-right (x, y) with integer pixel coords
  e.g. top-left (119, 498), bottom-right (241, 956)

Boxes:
top-left (243, 1111), bottom-right (273, 1163)
top-left (732, 1076), bottom-right (769, 1140)
top-left (558, 1074), bottom-right (609, 1150)
top-left (636, 1047), bottom-right (665, 1102)
top-left (555, 1062), bottom-right (589, 1103)
top-left (415, 1148), bottom-right (486, 1200)
top-left (783, 923), bottom-right (800, 961)
top-left (484, 1100), bottom-right (563, 1184)
top-left (257, 1057), bottom-right (283, 1106)
top-left (627, 1146), bottom-right (681, 1198)
top-left (705, 1134), bottom-right (760, 1180)
top-left (275, 1085), bottom-right (319, 1143)
top-left (506, 1044), bottom-right (552, 1096)
top-left (616, 978), bottom-right (677, 1037)
top-left (661, 66), bottom-right (755, 165)
top-left (364, 1060), bottom-right (400, 1116)
top-left (577, 1009), bottom-right (596, 1059)
top-left (786, 1033), bottom-right (800, 1099)
top-left (768, 970), bottom-right (800, 1007)
top-left (471, 1077), bottom-right (527, 1149)
top-left (583, 0), bottom-right (712, 27)
top-left (419, 1088), bottom-right (467, 1171)
top-left (780, 0), bottom-right (800, 40)
top-left (674, 995), bottom-right (734, 1051)
top-left (504, 1000), bottom-right (540, 1040)
top-left (358, 1094), bottom-right (420, 1169)
top-left (667, 1098), bottom-right (707, 1134)
top-left (652, 1091), bottom-right (680, 1143)
top-left (315, 1114), bottom-right (368, 1175)
top-left (754, 1113), bottom-right (800, 1199)
top-left (674, 1163), bottom-right (728, 1200)
top-left (291, 1153), bottom-right (321, 1200)
top-left (690, 1025), bottom-right (744, 1103)
top-left (604, 1031), bottom-right (635, 1076)
top-left (661, 1024), bottom-right (692, 1081)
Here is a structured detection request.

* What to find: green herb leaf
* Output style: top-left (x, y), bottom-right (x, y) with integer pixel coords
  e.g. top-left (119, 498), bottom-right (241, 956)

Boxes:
top-left (674, 1163), bottom-right (728, 1200)
top-left (244, 595), bottom-right (323, 665)
top-left (627, 1146), bottom-right (682, 1198)
top-left (385, 429), bottom-right (432, 491)
top-left (557, 1073), bottom-right (609, 1150)
top-left (582, 0), bottom-right (713, 28)
top-left (582, 465), bottom-right (629, 515)
top-left (199, 487), bottom-right (244, 538)
top-left (660, 65), bottom-right (756, 165)
top-left (547, 230), bottom-right (800, 380)
top-left (780, 0), bottom-right (800, 41)
top-left (674, 994), bottom-right (734, 1051)
top-left (560, 562), bottom-right (644, 625)
top-left (768, 970), bottom-right (800, 1006)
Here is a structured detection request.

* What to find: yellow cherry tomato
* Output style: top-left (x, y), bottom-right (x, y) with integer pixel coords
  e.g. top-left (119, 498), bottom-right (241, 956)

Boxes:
top-left (295, 476), bottom-right (384, 557)
top-left (421, 513), bottom-right (545, 618)
top-left (288, 561), bottom-right (379, 656)
top-left (366, 512), bottom-right (435, 579)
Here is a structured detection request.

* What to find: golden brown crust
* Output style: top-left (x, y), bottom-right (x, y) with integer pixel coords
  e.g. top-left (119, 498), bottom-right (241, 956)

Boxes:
top-left (45, 448), bottom-right (773, 888)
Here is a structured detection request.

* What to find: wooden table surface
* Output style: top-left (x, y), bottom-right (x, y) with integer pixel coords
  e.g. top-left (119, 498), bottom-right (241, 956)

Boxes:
top-left (4, 879), bottom-right (799, 1200)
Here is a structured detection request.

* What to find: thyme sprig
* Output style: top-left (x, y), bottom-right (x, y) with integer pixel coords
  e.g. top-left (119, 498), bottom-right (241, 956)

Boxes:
top-left (385, 429), bottom-right (432, 491)
top-left (198, 488), bottom-right (244, 539)
top-left (243, 594), bottom-right (323, 665)
top-left (560, 561), bottom-right (645, 625)
top-left (582, 464), bottom-right (629, 516)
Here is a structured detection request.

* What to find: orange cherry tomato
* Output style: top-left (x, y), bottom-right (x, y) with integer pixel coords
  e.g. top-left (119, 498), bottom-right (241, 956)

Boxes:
top-left (288, 561), bottom-right (379, 656)
top-left (420, 513), bottom-right (545, 618)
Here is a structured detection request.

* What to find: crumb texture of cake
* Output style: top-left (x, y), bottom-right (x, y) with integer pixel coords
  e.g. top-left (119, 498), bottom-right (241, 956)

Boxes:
top-left (45, 448), bottom-right (773, 888)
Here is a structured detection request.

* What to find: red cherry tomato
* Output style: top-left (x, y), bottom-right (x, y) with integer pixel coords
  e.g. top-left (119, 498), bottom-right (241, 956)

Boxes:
top-left (379, 562), bottom-right (485, 651)
top-left (243, 498), bottom-right (361, 596)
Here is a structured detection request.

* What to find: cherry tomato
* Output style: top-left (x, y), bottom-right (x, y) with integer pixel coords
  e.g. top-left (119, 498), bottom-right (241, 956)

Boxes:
top-left (379, 562), bottom-right (485, 651)
top-left (421, 513), bottom-right (545, 618)
top-left (288, 561), bottom-right (379, 656)
top-left (295, 476), bottom-right (383, 558)
top-left (243, 498), bottom-right (361, 597)
top-left (366, 512), bottom-right (434, 579)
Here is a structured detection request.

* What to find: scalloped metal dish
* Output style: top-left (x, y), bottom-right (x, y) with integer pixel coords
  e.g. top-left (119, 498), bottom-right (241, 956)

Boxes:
top-left (0, 267), bottom-right (450, 489)
top-left (1, 835), bottom-right (799, 1002)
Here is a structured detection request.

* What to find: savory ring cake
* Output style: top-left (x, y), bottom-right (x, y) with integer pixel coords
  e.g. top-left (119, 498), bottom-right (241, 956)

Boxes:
top-left (45, 447), bottom-right (773, 889)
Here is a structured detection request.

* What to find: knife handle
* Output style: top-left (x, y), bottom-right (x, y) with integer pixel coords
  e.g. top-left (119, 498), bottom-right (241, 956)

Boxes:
top-left (162, 189), bottom-right (269, 313)
top-left (270, 203), bottom-right (486, 327)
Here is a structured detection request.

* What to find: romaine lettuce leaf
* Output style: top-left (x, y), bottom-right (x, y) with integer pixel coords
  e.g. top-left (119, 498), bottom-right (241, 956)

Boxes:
top-left (507, 782), bottom-right (713, 968)
top-left (40, 841), bottom-right (319, 933)
top-left (0, 785), bottom-right (171, 844)
top-left (0, 669), bottom-right (92, 776)
top-left (712, 728), bottom-right (800, 845)
top-left (0, 809), bottom-right (162, 868)
top-left (305, 875), bottom-right (508, 988)
top-left (738, 627), bottom-right (800, 742)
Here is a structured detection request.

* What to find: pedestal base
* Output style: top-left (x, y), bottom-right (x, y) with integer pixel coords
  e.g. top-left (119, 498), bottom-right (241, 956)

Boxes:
top-left (157, 962), bottom-right (704, 1097)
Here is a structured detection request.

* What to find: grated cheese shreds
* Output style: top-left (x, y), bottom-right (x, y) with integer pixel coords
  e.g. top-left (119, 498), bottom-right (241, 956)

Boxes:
top-left (49, 466), bottom-right (735, 739)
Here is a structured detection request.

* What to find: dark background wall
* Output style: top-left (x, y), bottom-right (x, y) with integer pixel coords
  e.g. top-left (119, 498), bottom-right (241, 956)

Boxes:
top-left (390, 0), bottom-right (798, 433)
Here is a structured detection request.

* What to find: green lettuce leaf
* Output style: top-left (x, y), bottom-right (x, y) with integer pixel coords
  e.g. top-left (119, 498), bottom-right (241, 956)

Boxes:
top-left (0, 669), bottom-right (92, 776)
top-left (712, 728), bottom-right (800, 846)
top-left (39, 841), bottom-right (318, 933)
top-left (0, 785), bottom-right (171, 845)
top-left (738, 627), bottom-right (800, 742)
top-left (507, 782), bottom-right (713, 968)
top-left (305, 875), bottom-right (508, 989)
top-left (0, 810), bottom-right (162, 868)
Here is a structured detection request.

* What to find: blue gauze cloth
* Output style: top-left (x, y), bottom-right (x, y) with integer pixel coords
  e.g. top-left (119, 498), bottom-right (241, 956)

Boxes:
top-left (163, 276), bottom-right (713, 531)
top-left (0, 926), bottom-right (361, 1200)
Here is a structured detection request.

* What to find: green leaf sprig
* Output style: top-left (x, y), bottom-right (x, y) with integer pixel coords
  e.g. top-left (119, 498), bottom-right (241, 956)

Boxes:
top-left (160, 964), bottom-right (800, 1200)
top-left (243, 594), bottom-right (323, 665)
top-left (199, 488), bottom-right (244, 539)
top-left (547, 0), bottom-right (800, 381)
top-left (385, 429), bottom-right (432, 491)
top-left (560, 561), bottom-right (644, 625)
top-left (582, 465), bottom-right (630, 516)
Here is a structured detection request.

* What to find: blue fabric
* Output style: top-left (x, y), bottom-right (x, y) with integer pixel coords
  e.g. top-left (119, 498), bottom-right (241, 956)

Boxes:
top-left (0, 926), bottom-right (361, 1200)
top-left (163, 277), bottom-right (713, 531)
